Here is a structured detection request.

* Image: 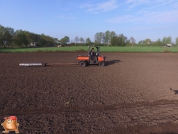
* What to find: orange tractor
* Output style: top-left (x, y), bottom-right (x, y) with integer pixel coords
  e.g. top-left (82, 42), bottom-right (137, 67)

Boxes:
top-left (77, 46), bottom-right (106, 67)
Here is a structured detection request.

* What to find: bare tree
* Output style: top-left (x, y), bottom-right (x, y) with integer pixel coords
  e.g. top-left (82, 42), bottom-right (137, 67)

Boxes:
top-left (79, 37), bottom-right (85, 43)
top-left (74, 36), bottom-right (79, 43)
top-left (130, 37), bottom-right (136, 47)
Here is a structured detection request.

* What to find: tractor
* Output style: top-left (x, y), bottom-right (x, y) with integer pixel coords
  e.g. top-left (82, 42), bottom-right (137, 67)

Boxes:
top-left (77, 46), bottom-right (106, 67)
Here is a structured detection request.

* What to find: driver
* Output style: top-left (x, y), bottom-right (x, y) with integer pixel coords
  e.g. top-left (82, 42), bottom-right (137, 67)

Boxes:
top-left (90, 48), bottom-right (95, 56)
top-left (90, 48), bottom-right (96, 62)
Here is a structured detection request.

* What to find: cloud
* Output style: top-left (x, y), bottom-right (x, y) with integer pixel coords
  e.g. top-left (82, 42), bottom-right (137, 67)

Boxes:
top-left (108, 9), bottom-right (178, 24)
top-left (144, 10), bottom-right (178, 23)
top-left (108, 15), bottom-right (136, 23)
top-left (126, 0), bottom-right (150, 9)
top-left (108, 0), bottom-right (178, 24)
top-left (80, 0), bottom-right (119, 13)
top-left (125, 26), bottom-right (161, 31)
top-left (126, 0), bottom-right (177, 9)
top-left (172, 1), bottom-right (178, 8)
top-left (80, 3), bottom-right (92, 8)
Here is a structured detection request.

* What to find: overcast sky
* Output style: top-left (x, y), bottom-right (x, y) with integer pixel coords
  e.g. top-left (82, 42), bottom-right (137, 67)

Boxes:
top-left (0, 0), bottom-right (178, 43)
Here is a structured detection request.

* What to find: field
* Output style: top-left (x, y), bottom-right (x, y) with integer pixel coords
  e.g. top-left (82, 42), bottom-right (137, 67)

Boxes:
top-left (1, 52), bottom-right (178, 134)
top-left (1, 46), bottom-right (178, 53)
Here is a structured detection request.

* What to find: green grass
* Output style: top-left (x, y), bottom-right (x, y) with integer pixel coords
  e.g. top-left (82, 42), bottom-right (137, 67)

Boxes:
top-left (0, 46), bottom-right (178, 53)
top-left (100, 46), bottom-right (178, 53)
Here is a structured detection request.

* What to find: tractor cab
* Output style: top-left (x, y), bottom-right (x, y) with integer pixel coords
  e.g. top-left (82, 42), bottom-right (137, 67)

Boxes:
top-left (88, 46), bottom-right (100, 57)
top-left (77, 46), bottom-right (106, 67)
top-left (88, 46), bottom-right (101, 62)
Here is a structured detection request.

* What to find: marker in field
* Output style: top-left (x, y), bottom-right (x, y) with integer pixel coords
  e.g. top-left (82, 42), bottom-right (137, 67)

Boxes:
top-left (19, 62), bottom-right (77, 67)
top-left (19, 63), bottom-right (46, 67)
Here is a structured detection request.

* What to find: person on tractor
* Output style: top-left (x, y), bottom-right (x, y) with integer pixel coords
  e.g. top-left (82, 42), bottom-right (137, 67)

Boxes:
top-left (90, 48), bottom-right (96, 62)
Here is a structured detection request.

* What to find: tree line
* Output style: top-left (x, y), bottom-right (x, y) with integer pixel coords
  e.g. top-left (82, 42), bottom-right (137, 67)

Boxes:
top-left (93, 31), bottom-right (178, 46)
top-left (0, 25), bottom-right (58, 47)
top-left (0, 24), bottom-right (178, 47)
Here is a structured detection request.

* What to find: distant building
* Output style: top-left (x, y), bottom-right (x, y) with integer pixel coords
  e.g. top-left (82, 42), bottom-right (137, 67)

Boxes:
top-left (166, 44), bottom-right (172, 47)
top-left (30, 43), bottom-right (36, 47)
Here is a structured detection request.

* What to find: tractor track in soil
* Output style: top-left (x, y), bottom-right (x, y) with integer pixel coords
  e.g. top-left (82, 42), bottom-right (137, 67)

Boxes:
top-left (1, 99), bottom-right (178, 115)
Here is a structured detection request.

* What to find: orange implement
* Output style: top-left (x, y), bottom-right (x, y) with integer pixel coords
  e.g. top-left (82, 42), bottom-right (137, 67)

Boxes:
top-left (77, 56), bottom-right (90, 61)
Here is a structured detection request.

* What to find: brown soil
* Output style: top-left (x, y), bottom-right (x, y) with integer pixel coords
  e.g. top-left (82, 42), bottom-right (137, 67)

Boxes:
top-left (0, 53), bottom-right (178, 134)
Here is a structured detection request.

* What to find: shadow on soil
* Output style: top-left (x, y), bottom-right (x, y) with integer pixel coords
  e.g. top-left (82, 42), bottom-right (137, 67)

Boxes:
top-left (105, 60), bottom-right (121, 66)
top-left (170, 88), bottom-right (178, 95)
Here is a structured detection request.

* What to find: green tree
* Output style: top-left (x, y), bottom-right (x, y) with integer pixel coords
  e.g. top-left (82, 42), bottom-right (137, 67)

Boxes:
top-left (53, 38), bottom-right (59, 43)
top-left (86, 37), bottom-right (91, 44)
top-left (162, 36), bottom-right (172, 45)
top-left (94, 32), bottom-right (104, 44)
top-left (45, 35), bottom-right (55, 46)
top-left (60, 36), bottom-right (70, 44)
top-left (104, 30), bottom-right (110, 45)
top-left (110, 36), bottom-right (118, 46)
top-left (0, 24), bottom-right (59, 47)
top-left (154, 38), bottom-right (162, 46)
top-left (14, 30), bottom-right (29, 47)
top-left (24, 31), bottom-right (32, 45)
top-left (175, 37), bottom-right (178, 45)
top-left (138, 40), bottom-right (144, 45)
top-left (144, 38), bottom-right (152, 45)
top-left (24, 32), bottom-right (40, 46)
top-left (0, 25), bottom-right (4, 47)
top-left (0, 25), bottom-right (14, 47)
top-left (111, 34), bottom-right (128, 46)
top-left (138, 39), bottom-right (152, 45)
top-left (110, 34), bottom-right (128, 46)
top-left (94, 31), bottom-right (116, 45)
top-left (39, 34), bottom-right (48, 46)
top-left (109, 31), bottom-right (116, 45)
top-left (117, 34), bottom-right (128, 46)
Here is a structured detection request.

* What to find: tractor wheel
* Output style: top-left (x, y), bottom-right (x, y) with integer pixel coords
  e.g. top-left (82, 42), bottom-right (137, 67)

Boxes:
top-left (80, 61), bottom-right (86, 67)
top-left (99, 61), bottom-right (105, 66)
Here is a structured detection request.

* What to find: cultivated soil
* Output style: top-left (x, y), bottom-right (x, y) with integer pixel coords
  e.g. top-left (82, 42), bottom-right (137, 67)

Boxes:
top-left (0, 52), bottom-right (178, 134)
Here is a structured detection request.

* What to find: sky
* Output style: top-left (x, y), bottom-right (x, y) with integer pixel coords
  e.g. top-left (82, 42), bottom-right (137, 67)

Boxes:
top-left (0, 0), bottom-right (178, 43)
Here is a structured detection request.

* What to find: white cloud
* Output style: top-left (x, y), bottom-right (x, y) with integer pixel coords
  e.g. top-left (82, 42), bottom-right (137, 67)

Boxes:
top-left (126, 0), bottom-right (150, 4)
top-left (125, 26), bottom-right (161, 31)
top-left (108, 15), bottom-right (135, 23)
top-left (108, 0), bottom-right (178, 24)
top-left (80, 3), bottom-right (92, 8)
top-left (125, 0), bottom-right (178, 10)
top-left (80, 0), bottom-right (119, 13)
top-left (172, 1), bottom-right (178, 8)
top-left (108, 10), bottom-right (178, 23)
top-left (126, 0), bottom-right (151, 9)
top-left (145, 10), bottom-right (178, 23)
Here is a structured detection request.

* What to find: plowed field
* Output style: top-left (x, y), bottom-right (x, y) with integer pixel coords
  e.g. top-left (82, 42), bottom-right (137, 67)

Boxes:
top-left (1, 53), bottom-right (178, 134)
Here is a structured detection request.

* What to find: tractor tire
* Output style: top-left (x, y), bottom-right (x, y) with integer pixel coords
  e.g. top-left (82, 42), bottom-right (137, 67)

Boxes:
top-left (80, 61), bottom-right (86, 67)
top-left (99, 61), bottom-right (105, 66)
